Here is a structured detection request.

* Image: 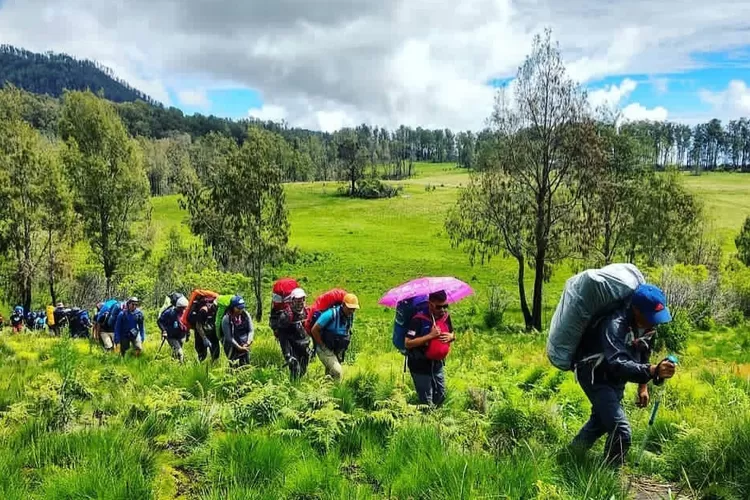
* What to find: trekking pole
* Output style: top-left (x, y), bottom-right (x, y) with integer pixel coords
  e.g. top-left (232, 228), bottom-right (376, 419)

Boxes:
top-left (156, 337), bottom-right (166, 359)
top-left (633, 354), bottom-right (679, 468)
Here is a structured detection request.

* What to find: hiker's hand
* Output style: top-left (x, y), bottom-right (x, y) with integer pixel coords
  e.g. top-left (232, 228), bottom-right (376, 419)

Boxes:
top-left (657, 360), bottom-right (676, 379)
top-left (439, 332), bottom-right (453, 343)
top-left (427, 326), bottom-right (441, 340)
top-left (636, 385), bottom-right (649, 408)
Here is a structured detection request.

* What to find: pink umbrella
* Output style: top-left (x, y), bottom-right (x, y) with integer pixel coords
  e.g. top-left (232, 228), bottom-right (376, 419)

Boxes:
top-left (378, 276), bottom-right (475, 307)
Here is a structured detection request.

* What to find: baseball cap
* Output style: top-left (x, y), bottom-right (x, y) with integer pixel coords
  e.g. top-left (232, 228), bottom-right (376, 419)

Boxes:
top-left (631, 284), bottom-right (672, 325)
top-left (230, 295), bottom-right (246, 310)
top-left (342, 293), bottom-right (360, 310)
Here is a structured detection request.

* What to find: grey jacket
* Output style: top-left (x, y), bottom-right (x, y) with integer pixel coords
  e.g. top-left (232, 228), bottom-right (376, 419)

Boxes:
top-left (221, 312), bottom-right (255, 349)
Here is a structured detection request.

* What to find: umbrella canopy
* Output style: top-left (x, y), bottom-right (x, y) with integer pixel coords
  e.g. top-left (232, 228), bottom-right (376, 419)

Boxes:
top-left (378, 276), bottom-right (474, 307)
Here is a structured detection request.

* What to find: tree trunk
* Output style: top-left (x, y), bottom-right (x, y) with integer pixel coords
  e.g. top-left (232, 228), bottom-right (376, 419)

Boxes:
top-left (252, 260), bottom-right (263, 322)
top-left (516, 256), bottom-right (532, 329)
top-left (532, 251), bottom-right (545, 332)
top-left (47, 229), bottom-right (58, 305)
top-left (350, 164), bottom-right (356, 196)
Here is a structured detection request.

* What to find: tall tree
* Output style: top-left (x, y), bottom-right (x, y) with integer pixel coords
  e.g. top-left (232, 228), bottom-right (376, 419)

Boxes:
top-left (59, 90), bottom-right (150, 295)
top-left (446, 30), bottom-right (596, 331)
top-left (181, 126), bottom-right (290, 321)
top-left (0, 111), bottom-right (69, 310)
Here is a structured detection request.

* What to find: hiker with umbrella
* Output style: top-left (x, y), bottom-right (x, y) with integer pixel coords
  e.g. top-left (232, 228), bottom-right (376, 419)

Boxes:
top-left (380, 277), bottom-right (473, 407)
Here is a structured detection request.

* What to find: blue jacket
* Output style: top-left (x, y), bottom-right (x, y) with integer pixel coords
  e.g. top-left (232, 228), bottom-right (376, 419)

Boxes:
top-left (114, 308), bottom-right (145, 344)
top-left (575, 308), bottom-right (660, 388)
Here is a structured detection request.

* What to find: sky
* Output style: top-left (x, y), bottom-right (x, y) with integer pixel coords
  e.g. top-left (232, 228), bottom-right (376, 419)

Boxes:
top-left (1, 0), bottom-right (750, 132)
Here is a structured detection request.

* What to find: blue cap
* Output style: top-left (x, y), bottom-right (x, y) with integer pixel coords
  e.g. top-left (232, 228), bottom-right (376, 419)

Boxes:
top-left (631, 284), bottom-right (672, 325)
top-left (230, 295), bottom-right (246, 310)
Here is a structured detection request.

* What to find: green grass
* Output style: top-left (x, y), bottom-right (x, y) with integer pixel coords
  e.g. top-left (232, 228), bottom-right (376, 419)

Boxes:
top-left (2, 166), bottom-right (750, 499)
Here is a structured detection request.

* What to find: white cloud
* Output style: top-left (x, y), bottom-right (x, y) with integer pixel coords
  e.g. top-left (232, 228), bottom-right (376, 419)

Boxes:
top-left (588, 78), bottom-right (638, 109)
top-left (2, 0), bottom-right (750, 129)
top-left (621, 103), bottom-right (669, 122)
top-left (177, 89), bottom-right (210, 109)
top-left (700, 80), bottom-right (750, 115)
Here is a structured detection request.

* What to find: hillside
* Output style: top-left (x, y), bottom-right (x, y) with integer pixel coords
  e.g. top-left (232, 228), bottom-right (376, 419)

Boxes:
top-left (0, 45), bottom-right (157, 105)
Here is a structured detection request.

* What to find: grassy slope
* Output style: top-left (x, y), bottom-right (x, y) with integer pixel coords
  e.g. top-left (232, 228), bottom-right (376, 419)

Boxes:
top-left (2, 165), bottom-right (750, 499)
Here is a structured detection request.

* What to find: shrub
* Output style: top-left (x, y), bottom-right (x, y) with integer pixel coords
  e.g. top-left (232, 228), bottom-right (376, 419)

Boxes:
top-left (655, 312), bottom-right (691, 353)
top-left (339, 178), bottom-right (403, 199)
top-left (736, 216), bottom-right (750, 267)
top-left (484, 285), bottom-right (510, 329)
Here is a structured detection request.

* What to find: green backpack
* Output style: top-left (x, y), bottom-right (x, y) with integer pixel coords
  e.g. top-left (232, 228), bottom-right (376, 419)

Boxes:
top-left (214, 295), bottom-right (233, 336)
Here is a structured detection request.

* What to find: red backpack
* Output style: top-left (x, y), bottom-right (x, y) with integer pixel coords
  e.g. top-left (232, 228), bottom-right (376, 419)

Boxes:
top-left (182, 289), bottom-right (219, 329)
top-left (304, 288), bottom-right (348, 334)
top-left (414, 312), bottom-right (452, 361)
top-left (269, 278), bottom-right (299, 334)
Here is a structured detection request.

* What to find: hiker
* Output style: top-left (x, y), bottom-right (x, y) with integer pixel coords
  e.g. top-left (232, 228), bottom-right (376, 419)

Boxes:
top-left (570, 283), bottom-right (677, 467)
top-left (310, 293), bottom-right (359, 381)
top-left (115, 297), bottom-right (145, 357)
top-left (275, 287), bottom-right (312, 380)
top-left (221, 295), bottom-right (254, 367)
top-left (404, 290), bottom-right (455, 407)
top-left (158, 295), bottom-right (190, 363)
top-left (194, 297), bottom-right (220, 362)
top-left (94, 300), bottom-right (119, 352)
top-left (10, 306), bottom-right (24, 333)
top-left (52, 302), bottom-right (69, 336)
top-left (68, 308), bottom-right (92, 338)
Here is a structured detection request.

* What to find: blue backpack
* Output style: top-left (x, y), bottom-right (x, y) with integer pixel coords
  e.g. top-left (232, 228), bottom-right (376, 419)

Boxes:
top-left (105, 301), bottom-right (123, 330)
top-left (392, 295), bottom-right (429, 355)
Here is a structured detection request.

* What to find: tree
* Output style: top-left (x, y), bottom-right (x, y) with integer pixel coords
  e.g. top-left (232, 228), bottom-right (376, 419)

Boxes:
top-left (578, 125), bottom-right (645, 265)
top-left (623, 168), bottom-right (702, 265)
top-left (736, 216), bottom-right (750, 267)
top-left (181, 126), bottom-right (290, 321)
top-left (335, 129), bottom-right (367, 195)
top-left (0, 111), bottom-right (70, 310)
top-left (59, 90), bottom-right (150, 295)
top-left (447, 30), bottom-right (596, 331)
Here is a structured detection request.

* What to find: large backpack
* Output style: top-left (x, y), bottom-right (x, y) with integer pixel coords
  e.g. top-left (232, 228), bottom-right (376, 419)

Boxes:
top-left (214, 295), bottom-right (234, 336)
top-left (546, 263), bottom-right (645, 371)
top-left (269, 278), bottom-right (299, 333)
top-left (106, 301), bottom-right (124, 330)
top-left (158, 292), bottom-right (185, 318)
top-left (392, 295), bottom-right (429, 355)
top-left (304, 288), bottom-right (348, 335)
top-left (95, 299), bottom-right (117, 324)
top-left (182, 289), bottom-right (219, 329)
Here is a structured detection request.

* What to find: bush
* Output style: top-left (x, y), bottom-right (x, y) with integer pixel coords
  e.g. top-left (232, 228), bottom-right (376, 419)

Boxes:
top-left (655, 312), bottom-right (691, 353)
top-left (736, 216), bottom-right (750, 267)
top-left (339, 178), bottom-right (403, 199)
top-left (484, 285), bottom-right (510, 329)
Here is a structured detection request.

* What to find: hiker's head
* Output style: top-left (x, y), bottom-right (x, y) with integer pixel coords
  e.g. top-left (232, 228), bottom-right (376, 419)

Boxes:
top-left (127, 297), bottom-right (140, 312)
top-left (428, 290), bottom-right (449, 318)
top-left (631, 284), bottom-right (671, 329)
top-left (175, 296), bottom-right (189, 311)
top-left (341, 293), bottom-right (359, 317)
top-left (290, 288), bottom-right (306, 312)
top-left (229, 295), bottom-right (246, 316)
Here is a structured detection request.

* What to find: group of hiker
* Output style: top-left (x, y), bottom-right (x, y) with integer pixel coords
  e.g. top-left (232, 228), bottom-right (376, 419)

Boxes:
top-left (6, 303), bottom-right (92, 337)
top-left (2, 262), bottom-right (682, 469)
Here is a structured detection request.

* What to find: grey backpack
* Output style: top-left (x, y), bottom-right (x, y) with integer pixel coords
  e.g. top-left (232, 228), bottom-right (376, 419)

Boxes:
top-left (546, 263), bottom-right (645, 371)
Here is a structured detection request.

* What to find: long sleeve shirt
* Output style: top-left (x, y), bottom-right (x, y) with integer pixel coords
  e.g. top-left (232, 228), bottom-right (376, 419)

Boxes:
top-left (575, 309), bottom-right (659, 387)
top-left (221, 311), bottom-right (254, 349)
top-left (114, 309), bottom-right (145, 344)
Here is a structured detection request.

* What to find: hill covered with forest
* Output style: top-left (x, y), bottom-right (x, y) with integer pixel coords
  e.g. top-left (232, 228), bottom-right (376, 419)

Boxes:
top-left (0, 45), bottom-right (157, 105)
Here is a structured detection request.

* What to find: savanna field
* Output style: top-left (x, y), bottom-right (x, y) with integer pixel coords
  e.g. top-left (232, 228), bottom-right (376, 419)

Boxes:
top-left (3, 164), bottom-right (750, 500)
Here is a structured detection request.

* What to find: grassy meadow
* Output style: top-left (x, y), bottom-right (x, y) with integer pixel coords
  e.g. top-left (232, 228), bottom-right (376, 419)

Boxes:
top-left (2, 164), bottom-right (750, 499)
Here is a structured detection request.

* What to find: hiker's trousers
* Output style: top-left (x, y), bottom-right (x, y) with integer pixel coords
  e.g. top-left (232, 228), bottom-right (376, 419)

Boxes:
top-left (572, 376), bottom-right (631, 466)
top-left (410, 364), bottom-right (446, 407)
